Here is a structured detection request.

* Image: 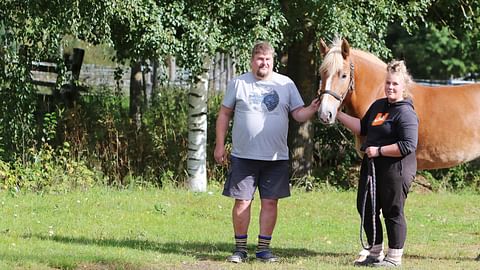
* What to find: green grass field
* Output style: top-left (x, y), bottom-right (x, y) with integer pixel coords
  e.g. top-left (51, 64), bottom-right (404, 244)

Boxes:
top-left (0, 186), bottom-right (478, 269)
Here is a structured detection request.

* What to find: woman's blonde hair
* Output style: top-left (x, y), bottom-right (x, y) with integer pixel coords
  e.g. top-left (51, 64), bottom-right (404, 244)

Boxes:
top-left (386, 60), bottom-right (413, 99)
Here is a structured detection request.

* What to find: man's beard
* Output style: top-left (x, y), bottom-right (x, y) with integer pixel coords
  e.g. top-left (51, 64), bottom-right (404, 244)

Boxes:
top-left (256, 68), bottom-right (269, 78)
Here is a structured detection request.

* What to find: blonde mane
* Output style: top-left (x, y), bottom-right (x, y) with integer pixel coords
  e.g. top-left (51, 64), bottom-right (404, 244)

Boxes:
top-left (320, 38), bottom-right (344, 75)
top-left (320, 38), bottom-right (387, 76)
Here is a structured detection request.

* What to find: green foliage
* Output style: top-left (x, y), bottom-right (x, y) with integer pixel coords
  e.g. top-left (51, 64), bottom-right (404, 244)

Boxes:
top-left (0, 0), bottom-right (115, 164)
top-left (0, 143), bottom-right (98, 193)
top-left (389, 23), bottom-right (480, 79)
top-left (140, 87), bottom-right (190, 186)
top-left (66, 88), bottom-right (130, 185)
top-left (388, 0), bottom-right (480, 79)
top-left (305, 122), bottom-right (360, 190)
top-left (419, 162), bottom-right (480, 192)
top-left (281, 0), bottom-right (433, 59)
top-left (1, 0), bottom-right (478, 193)
top-left (0, 25), bottom-right (37, 162)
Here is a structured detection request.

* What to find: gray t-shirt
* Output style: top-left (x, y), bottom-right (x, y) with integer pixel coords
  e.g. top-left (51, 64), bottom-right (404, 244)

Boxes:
top-left (222, 72), bottom-right (305, 160)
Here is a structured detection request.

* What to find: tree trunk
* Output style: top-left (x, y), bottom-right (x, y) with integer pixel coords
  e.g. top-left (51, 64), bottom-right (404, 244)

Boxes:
top-left (167, 55), bottom-right (176, 85)
top-left (187, 57), bottom-right (211, 192)
top-left (129, 61), bottom-right (143, 131)
top-left (286, 28), bottom-right (317, 180)
top-left (143, 60), bottom-right (152, 108)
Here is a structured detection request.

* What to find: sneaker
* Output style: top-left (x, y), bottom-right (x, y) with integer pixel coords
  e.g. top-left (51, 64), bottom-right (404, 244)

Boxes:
top-left (372, 258), bottom-right (401, 267)
top-left (354, 255), bottom-right (384, 267)
top-left (227, 250), bottom-right (248, 263)
top-left (256, 250), bottom-right (279, 262)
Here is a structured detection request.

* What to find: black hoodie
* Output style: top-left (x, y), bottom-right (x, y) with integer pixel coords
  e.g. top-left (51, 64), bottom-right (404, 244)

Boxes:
top-left (360, 97), bottom-right (418, 157)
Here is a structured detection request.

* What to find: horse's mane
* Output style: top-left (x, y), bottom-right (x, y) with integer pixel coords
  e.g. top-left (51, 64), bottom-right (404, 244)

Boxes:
top-left (320, 38), bottom-right (344, 75)
top-left (320, 38), bottom-right (387, 74)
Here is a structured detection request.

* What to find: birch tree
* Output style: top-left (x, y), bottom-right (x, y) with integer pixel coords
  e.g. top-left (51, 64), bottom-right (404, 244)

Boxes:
top-left (187, 58), bottom-right (210, 191)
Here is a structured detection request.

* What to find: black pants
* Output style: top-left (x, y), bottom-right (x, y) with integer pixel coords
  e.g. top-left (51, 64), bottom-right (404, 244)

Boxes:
top-left (357, 155), bottom-right (415, 249)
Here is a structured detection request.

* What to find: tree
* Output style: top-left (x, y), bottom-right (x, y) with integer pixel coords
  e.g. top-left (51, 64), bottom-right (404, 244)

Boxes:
top-left (0, 0), bottom-right (116, 162)
top-left (388, 0), bottom-right (480, 79)
top-left (279, 0), bottom-right (433, 179)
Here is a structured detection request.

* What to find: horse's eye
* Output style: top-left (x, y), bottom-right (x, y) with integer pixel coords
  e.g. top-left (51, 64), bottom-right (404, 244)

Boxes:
top-left (341, 74), bottom-right (347, 79)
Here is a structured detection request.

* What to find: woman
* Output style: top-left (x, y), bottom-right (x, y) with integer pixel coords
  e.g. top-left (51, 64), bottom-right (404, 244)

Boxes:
top-left (337, 60), bottom-right (418, 267)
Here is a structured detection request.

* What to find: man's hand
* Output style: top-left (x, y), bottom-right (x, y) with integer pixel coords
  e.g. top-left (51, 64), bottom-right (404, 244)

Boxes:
top-left (214, 145), bottom-right (228, 165)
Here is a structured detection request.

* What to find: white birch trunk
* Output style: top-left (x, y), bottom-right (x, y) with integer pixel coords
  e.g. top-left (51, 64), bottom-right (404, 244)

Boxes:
top-left (187, 57), bottom-right (210, 192)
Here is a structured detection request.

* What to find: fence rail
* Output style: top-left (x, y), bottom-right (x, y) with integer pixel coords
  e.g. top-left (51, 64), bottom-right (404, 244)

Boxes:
top-left (76, 53), bottom-right (235, 95)
top-left (74, 60), bottom-right (478, 94)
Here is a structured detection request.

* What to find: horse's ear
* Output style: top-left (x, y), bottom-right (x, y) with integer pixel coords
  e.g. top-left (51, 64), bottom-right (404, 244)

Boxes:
top-left (341, 38), bottom-right (350, 59)
top-left (319, 39), bottom-right (329, 58)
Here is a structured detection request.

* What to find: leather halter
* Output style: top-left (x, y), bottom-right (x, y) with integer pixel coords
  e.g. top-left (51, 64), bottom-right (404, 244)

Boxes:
top-left (318, 61), bottom-right (355, 103)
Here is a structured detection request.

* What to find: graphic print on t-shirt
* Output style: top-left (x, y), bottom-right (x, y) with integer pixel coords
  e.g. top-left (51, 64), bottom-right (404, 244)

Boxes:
top-left (249, 85), bottom-right (279, 112)
top-left (263, 90), bottom-right (279, 111)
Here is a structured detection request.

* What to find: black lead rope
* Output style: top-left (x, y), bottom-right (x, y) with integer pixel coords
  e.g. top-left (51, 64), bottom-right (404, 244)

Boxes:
top-left (360, 158), bottom-right (376, 250)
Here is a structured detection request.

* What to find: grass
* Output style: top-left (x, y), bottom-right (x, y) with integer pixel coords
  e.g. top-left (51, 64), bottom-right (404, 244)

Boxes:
top-left (0, 186), bottom-right (478, 269)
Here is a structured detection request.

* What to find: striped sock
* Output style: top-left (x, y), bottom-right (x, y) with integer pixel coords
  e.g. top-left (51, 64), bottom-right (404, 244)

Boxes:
top-left (386, 248), bottom-right (403, 264)
top-left (234, 234), bottom-right (248, 253)
top-left (369, 243), bottom-right (385, 259)
top-left (257, 235), bottom-right (272, 253)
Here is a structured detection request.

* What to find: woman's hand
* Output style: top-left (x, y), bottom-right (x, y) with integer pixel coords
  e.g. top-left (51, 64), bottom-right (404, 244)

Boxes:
top-left (365, 146), bottom-right (381, 158)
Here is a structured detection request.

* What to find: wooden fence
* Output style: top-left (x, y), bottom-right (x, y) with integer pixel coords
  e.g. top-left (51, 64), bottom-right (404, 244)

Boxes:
top-left (76, 55), bottom-right (478, 95)
top-left (76, 53), bottom-right (236, 95)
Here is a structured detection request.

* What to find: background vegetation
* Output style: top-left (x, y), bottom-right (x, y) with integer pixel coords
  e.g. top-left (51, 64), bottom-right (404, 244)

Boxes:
top-left (0, 0), bottom-right (479, 193)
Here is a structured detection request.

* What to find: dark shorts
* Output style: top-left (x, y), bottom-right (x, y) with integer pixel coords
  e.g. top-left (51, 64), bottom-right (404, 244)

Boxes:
top-left (222, 156), bottom-right (291, 200)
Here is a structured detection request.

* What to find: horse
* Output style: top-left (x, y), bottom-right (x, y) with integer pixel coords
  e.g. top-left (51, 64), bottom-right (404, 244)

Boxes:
top-left (317, 38), bottom-right (480, 170)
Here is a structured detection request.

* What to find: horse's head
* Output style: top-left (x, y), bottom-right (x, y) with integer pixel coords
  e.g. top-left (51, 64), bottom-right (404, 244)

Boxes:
top-left (317, 38), bottom-right (354, 124)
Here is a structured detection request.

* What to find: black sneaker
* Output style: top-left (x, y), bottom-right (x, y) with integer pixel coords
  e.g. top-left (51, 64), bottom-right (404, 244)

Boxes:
top-left (354, 255), bottom-right (384, 267)
top-left (256, 250), bottom-right (279, 262)
top-left (227, 250), bottom-right (248, 263)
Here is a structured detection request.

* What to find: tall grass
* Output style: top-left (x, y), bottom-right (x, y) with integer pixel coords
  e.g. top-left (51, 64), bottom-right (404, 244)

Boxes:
top-left (0, 187), bottom-right (478, 269)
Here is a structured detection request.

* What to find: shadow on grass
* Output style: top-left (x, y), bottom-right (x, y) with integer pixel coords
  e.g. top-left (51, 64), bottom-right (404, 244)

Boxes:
top-left (405, 253), bottom-right (479, 262)
top-left (26, 233), bottom-right (348, 262)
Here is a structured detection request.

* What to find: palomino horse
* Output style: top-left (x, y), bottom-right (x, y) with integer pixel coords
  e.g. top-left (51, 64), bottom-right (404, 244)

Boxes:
top-left (317, 38), bottom-right (480, 170)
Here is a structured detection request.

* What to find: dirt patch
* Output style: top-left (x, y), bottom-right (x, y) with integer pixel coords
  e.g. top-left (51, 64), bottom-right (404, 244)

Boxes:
top-left (411, 174), bottom-right (433, 194)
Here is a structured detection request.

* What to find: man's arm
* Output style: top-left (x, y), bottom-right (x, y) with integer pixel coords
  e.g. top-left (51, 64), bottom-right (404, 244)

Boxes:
top-left (291, 98), bottom-right (320, 122)
top-left (214, 105), bottom-right (234, 164)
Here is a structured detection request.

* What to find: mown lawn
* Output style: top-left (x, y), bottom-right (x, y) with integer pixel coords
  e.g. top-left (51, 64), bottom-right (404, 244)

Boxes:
top-left (0, 186), bottom-right (478, 269)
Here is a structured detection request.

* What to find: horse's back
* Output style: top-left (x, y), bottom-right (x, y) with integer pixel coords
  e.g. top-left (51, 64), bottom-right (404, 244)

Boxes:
top-left (412, 83), bottom-right (480, 169)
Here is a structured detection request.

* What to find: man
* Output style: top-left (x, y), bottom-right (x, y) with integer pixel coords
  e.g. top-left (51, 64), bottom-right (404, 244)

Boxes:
top-left (214, 41), bottom-right (319, 263)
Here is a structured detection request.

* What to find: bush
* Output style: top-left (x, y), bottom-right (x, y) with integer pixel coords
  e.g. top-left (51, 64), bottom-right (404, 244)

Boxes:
top-left (419, 162), bottom-right (480, 192)
top-left (0, 143), bottom-right (100, 193)
top-left (308, 121), bottom-right (361, 190)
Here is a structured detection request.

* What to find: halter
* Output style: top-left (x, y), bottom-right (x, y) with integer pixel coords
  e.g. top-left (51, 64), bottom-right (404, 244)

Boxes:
top-left (318, 61), bottom-right (355, 103)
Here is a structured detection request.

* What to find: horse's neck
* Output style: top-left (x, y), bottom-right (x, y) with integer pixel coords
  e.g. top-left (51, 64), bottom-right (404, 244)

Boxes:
top-left (348, 52), bottom-right (386, 118)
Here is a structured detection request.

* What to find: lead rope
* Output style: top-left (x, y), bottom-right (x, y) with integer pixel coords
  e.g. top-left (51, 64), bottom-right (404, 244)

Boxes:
top-left (360, 158), bottom-right (376, 250)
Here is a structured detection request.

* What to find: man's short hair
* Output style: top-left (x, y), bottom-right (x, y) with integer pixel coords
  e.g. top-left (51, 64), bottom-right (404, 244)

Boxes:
top-left (251, 41), bottom-right (275, 58)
